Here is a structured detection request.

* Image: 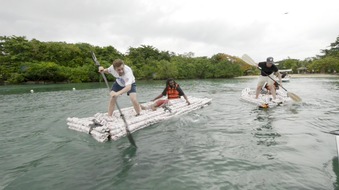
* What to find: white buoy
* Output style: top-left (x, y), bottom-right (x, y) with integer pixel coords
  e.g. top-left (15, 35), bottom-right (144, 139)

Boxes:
top-left (72, 88), bottom-right (76, 91)
top-left (30, 89), bottom-right (34, 93)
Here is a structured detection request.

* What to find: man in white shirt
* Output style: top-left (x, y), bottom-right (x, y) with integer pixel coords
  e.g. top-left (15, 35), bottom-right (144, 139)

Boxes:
top-left (99, 59), bottom-right (141, 117)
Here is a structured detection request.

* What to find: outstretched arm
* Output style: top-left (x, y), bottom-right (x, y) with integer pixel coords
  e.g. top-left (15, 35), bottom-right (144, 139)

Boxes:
top-left (177, 86), bottom-right (190, 105)
top-left (183, 95), bottom-right (190, 105)
top-left (153, 88), bottom-right (167, 101)
top-left (275, 71), bottom-right (282, 86)
top-left (152, 94), bottom-right (163, 101)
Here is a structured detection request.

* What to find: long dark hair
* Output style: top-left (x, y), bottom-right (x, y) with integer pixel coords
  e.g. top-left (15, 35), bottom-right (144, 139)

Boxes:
top-left (166, 78), bottom-right (178, 89)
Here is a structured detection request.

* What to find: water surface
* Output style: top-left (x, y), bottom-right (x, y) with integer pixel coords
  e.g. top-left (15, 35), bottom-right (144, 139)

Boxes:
top-left (1, 78), bottom-right (339, 190)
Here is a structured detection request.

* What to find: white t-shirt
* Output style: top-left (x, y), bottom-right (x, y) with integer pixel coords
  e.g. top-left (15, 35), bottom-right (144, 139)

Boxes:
top-left (107, 64), bottom-right (135, 87)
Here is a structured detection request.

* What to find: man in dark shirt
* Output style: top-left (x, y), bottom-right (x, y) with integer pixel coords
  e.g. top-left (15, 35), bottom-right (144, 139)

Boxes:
top-left (255, 57), bottom-right (282, 101)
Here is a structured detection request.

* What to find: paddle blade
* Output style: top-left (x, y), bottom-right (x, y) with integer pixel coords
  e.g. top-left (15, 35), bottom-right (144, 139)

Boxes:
top-left (91, 51), bottom-right (100, 66)
top-left (126, 131), bottom-right (137, 147)
top-left (241, 54), bottom-right (257, 66)
top-left (287, 92), bottom-right (302, 102)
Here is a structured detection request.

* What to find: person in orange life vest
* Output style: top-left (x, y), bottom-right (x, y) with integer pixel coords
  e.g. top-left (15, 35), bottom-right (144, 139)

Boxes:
top-left (255, 57), bottom-right (282, 102)
top-left (98, 59), bottom-right (141, 117)
top-left (152, 78), bottom-right (190, 105)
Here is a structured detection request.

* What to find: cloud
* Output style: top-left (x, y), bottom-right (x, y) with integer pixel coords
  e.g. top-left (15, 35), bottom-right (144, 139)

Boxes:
top-left (1, 0), bottom-right (339, 61)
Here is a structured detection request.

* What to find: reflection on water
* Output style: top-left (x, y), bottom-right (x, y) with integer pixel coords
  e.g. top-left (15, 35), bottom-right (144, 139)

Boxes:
top-left (113, 146), bottom-right (137, 185)
top-left (332, 157), bottom-right (339, 190)
top-left (253, 110), bottom-right (281, 147)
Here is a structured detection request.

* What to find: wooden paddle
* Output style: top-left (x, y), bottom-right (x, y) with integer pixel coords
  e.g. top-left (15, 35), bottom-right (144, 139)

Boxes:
top-left (241, 54), bottom-right (302, 102)
top-left (91, 52), bottom-right (137, 147)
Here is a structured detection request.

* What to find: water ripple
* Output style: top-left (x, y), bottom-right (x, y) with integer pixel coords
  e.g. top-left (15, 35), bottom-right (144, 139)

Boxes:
top-left (1, 78), bottom-right (338, 189)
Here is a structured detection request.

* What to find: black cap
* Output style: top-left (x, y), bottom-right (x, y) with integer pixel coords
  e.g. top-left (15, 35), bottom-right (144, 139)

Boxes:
top-left (266, 57), bottom-right (274, 64)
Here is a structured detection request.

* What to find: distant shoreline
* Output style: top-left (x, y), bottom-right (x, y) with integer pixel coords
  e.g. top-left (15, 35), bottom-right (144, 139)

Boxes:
top-left (236, 74), bottom-right (339, 79)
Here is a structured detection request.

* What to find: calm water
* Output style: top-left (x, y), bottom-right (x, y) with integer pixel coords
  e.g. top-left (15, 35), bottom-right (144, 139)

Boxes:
top-left (1, 78), bottom-right (339, 190)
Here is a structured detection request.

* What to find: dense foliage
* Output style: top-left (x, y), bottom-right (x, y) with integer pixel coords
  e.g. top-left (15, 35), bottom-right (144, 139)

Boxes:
top-left (1, 35), bottom-right (338, 84)
top-left (0, 36), bottom-right (250, 84)
top-left (277, 36), bottom-right (339, 74)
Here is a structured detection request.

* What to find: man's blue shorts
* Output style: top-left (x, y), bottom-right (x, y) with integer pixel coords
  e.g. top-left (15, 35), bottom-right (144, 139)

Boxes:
top-left (111, 82), bottom-right (136, 96)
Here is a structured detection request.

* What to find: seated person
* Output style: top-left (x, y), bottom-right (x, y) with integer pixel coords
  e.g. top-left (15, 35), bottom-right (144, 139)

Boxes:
top-left (152, 78), bottom-right (190, 105)
top-left (261, 81), bottom-right (279, 94)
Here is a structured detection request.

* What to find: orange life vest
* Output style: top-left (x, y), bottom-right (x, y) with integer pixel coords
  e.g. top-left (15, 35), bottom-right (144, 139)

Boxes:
top-left (167, 84), bottom-right (180, 99)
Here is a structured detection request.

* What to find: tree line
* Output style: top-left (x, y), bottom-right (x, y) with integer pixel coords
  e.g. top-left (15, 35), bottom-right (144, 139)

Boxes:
top-left (0, 35), bottom-right (338, 84)
top-left (0, 36), bottom-right (252, 84)
top-left (277, 36), bottom-right (339, 74)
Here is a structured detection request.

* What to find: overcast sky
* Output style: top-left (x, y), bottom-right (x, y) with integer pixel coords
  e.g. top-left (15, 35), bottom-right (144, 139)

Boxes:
top-left (1, 0), bottom-right (339, 62)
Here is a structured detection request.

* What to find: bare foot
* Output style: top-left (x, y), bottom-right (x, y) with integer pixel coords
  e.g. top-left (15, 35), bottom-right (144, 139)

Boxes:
top-left (151, 105), bottom-right (157, 111)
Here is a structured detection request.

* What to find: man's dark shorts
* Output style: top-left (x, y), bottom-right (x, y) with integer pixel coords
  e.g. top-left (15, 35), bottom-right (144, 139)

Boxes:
top-left (112, 82), bottom-right (136, 96)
